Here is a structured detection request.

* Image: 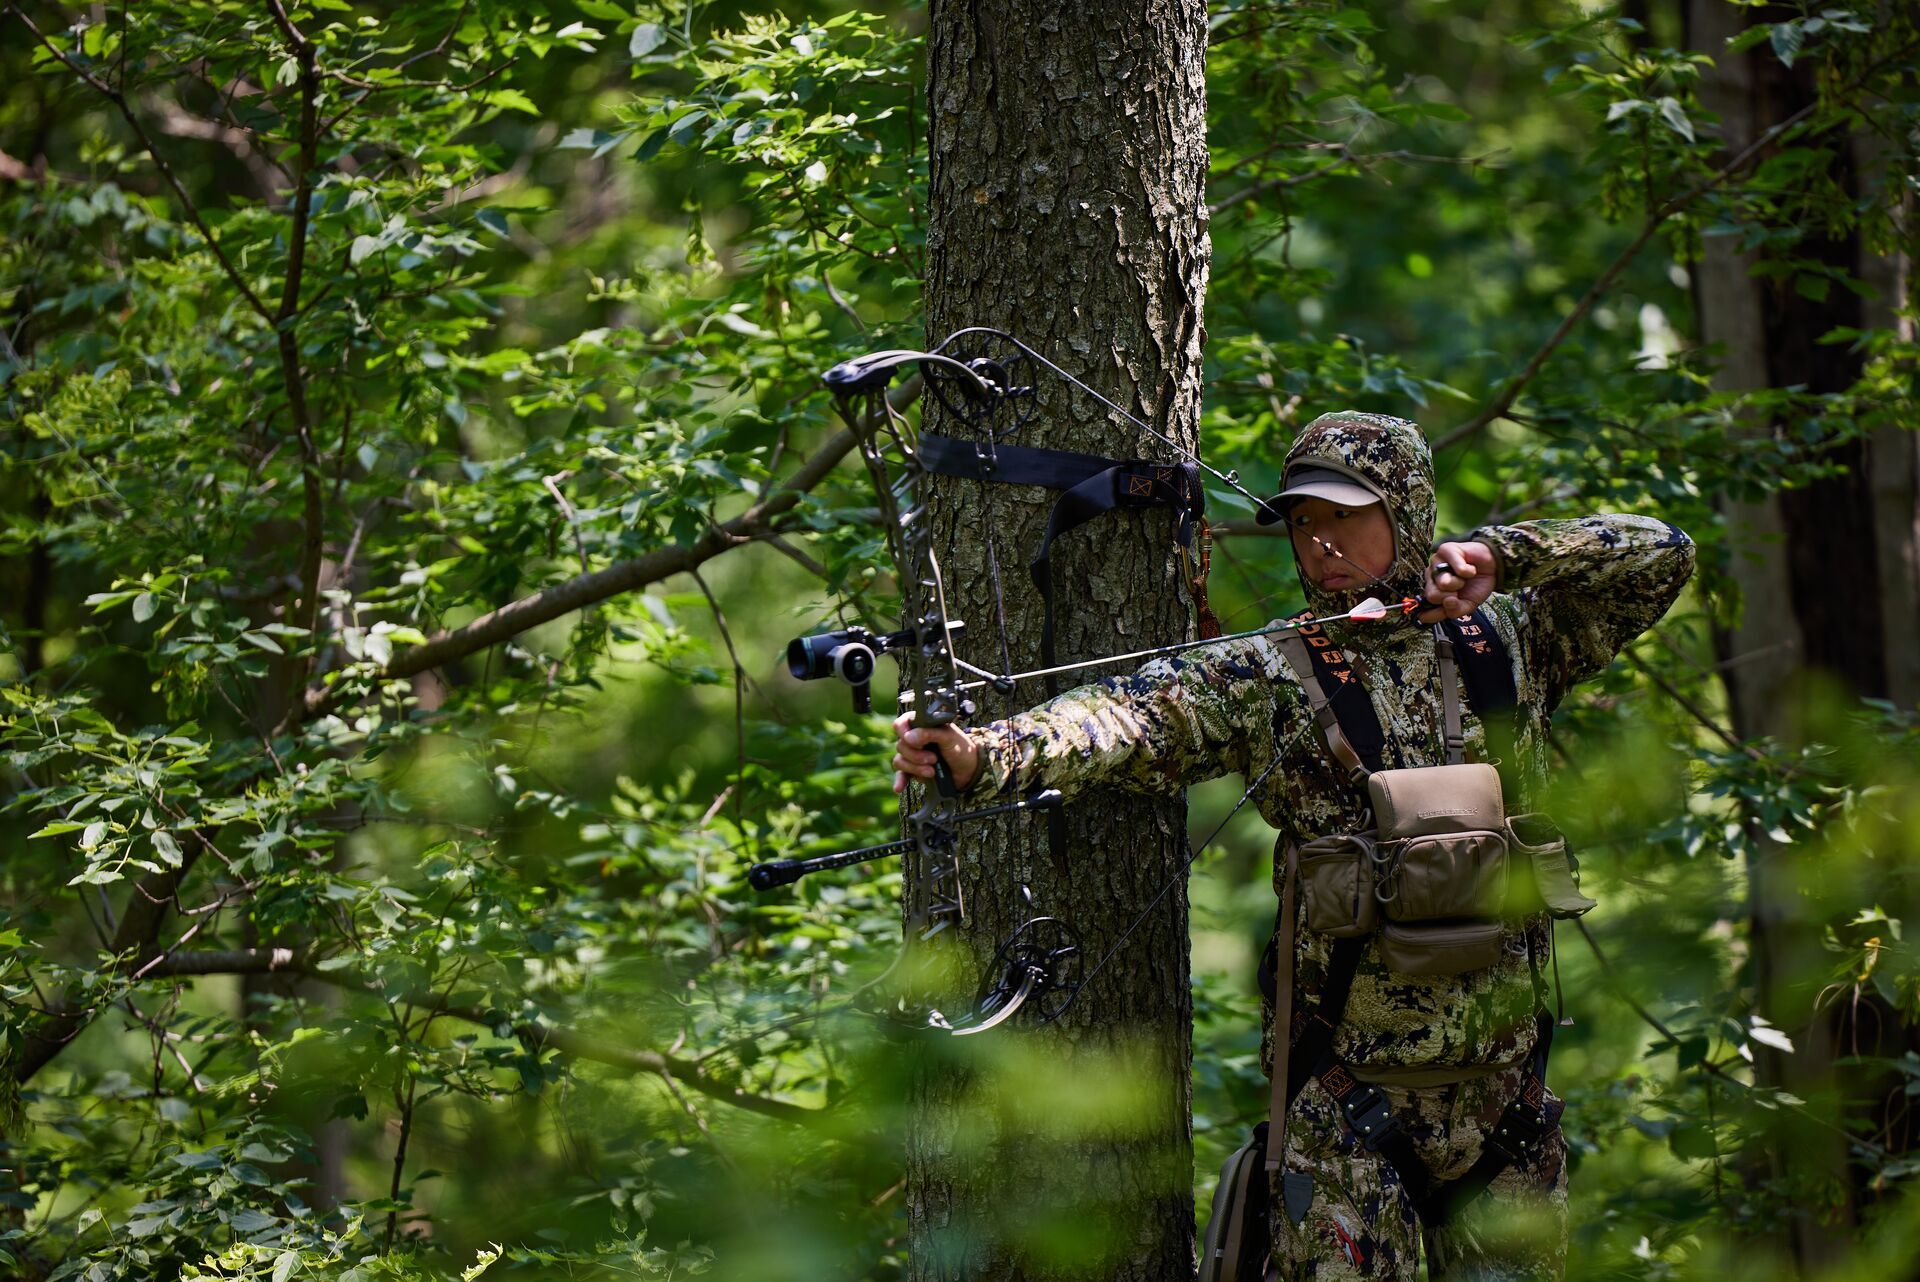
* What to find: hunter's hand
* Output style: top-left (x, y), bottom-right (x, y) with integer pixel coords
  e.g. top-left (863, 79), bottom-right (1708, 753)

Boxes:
top-left (892, 710), bottom-right (980, 794)
top-left (1418, 540), bottom-right (1498, 623)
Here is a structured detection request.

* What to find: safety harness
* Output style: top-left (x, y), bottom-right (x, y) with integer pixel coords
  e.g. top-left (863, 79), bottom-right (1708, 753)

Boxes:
top-left (1265, 609), bottom-right (1554, 1227)
top-left (917, 433), bottom-right (1222, 676)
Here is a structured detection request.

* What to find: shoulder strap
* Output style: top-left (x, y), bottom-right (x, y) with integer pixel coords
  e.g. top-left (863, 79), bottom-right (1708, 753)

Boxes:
top-left (1274, 614), bottom-right (1386, 781)
top-left (1435, 628), bottom-right (1466, 766)
top-left (1440, 608), bottom-right (1519, 786)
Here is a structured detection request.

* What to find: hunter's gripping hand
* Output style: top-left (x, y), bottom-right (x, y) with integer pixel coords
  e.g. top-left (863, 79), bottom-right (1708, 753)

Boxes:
top-left (1419, 540), bottom-right (1498, 623)
top-left (892, 710), bottom-right (981, 795)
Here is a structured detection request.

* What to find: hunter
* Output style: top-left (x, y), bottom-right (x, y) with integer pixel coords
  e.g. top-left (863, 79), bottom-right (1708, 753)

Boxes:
top-left (891, 411), bottom-right (1694, 1279)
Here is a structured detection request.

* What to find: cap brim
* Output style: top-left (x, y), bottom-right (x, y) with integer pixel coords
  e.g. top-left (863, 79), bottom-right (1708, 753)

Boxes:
top-left (1253, 476), bottom-right (1382, 524)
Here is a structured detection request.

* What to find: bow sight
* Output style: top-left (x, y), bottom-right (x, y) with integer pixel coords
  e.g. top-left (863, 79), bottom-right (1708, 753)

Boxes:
top-left (786, 620), bottom-right (967, 716)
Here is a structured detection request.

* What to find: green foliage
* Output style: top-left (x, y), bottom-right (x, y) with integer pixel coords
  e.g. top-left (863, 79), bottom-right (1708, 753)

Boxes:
top-left (2, 0), bottom-right (1917, 1278)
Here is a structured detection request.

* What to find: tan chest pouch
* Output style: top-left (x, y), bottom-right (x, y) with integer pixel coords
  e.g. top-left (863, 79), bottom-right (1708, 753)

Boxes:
top-left (1294, 763), bottom-right (1595, 976)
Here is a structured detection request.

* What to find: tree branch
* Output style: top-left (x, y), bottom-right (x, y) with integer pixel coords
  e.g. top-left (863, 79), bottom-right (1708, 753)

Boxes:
top-left (129, 948), bottom-right (822, 1124)
top-left (12, 848), bottom-right (207, 1082)
top-left (292, 379), bottom-right (918, 727)
top-left (6, 4), bottom-right (273, 322)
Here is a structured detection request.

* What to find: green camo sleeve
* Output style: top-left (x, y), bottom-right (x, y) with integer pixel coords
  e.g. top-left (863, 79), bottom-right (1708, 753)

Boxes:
top-left (969, 634), bottom-right (1291, 803)
top-left (1467, 514), bottom-right (1695, 710)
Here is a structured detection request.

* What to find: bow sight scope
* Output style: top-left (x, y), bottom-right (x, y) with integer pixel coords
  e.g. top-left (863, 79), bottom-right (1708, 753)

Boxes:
top-left (787, 627), bottom-right (882, 713)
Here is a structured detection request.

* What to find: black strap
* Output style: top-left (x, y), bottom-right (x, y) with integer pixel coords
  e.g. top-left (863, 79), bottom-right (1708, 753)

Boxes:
top-left (1288, 615), bottom-right (1388, 774)
top-left (1440, 608), bottom-right (1517, 790)
top-left (918, 433), bottom-right (1205, 690)
top-left (1282, 938), bottom-right (1365, 1099)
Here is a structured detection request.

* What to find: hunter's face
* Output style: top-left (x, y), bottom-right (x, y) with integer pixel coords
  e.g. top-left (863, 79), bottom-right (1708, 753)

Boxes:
top-left (1287, 496), bottom-right (1395, 593)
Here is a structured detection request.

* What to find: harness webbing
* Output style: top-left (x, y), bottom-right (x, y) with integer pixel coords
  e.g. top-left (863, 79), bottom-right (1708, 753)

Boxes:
top-left (917, 434), bottom-right (1206, 690)
top-left (1264, 611), bottom-right (1553, 1227)
top-left (1277, 615), bottom-right (1387, 780)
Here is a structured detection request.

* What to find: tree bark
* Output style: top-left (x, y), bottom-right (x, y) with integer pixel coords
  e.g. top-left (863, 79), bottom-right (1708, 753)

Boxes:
top-left (1690, 2), bottom-right (1919, 1270)
top-left (914, 3), bottom-right (1210, 1279)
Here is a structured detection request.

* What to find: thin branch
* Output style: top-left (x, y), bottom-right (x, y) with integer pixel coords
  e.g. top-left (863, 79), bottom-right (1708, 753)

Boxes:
top-left (542, 471), bottom-right (591, 573)
top-left (6, 5), bottom-right (273, 321)
top-left (1206, 157), bottom-right (1349, 216)
top-left (274, 10), bottom-right (328, 734)
top-left (1623, 647), bottom-right (1763, 760)
top-left (763, 533), bottom-right (830, 578)
top-left (1431, 80), bottom-right (1863, 454)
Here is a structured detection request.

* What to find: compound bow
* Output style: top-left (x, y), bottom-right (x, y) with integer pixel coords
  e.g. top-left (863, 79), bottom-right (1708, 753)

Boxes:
top-left (748, 328), bottom-right (1419, 1036)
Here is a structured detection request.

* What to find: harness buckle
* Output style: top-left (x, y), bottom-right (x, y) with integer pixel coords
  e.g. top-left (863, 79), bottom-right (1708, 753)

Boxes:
top-left (1486, 1089), bottom-right (1550, 1164)
top-left (1323, 1068), bottom-right (1400, 1151)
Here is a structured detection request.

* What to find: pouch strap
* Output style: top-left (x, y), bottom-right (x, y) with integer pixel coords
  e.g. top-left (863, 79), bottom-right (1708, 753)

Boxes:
top-left (1434, 628), bottom-right (1466, 766)
top-left (1268, 840), bottom-right (1301, 1173)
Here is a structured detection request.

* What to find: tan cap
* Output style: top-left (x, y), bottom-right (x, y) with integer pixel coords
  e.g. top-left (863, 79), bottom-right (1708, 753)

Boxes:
top-left (1254, 466), bottom-right (1382, 525)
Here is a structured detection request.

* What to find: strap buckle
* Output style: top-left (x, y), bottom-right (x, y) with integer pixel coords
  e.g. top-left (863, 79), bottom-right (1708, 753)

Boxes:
top-left (1486, 1078), bottom-right (1550, 1163)
top-left (1321, 1065), bottom-right (1400, 1151)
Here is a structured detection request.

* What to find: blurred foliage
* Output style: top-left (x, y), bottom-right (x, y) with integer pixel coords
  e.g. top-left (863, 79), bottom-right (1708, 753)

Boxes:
top-left (0, 0), bottom-right (1916, 1279)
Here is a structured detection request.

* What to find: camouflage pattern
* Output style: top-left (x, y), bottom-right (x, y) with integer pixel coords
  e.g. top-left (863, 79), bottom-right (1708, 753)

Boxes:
top-left (1273, 1063), bottom-right (1569, 1280)
top-left (965, 410), bottom-right (1692, 1275)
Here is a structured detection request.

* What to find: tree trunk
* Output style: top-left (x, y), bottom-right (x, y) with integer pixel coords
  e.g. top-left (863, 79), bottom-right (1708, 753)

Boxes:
top-left (912, 3), bottom-right (1210, 1279)
top-left (1690, 2), bottom-right (1919, 1270)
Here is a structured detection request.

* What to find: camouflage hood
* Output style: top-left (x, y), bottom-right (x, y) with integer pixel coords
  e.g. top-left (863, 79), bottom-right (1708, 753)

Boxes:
top-left (1281, 411), bottom-right (1435, 626)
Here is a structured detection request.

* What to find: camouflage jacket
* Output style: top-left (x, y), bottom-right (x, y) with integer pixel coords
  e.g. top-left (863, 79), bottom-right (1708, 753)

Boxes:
top-left (968, 412), bottom-right (1696, 1076)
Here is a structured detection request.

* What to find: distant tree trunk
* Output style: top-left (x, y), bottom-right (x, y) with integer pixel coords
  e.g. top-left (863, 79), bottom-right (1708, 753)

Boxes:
top-left (912, 3), bottom-right (1210, 1279)
top-left (1690, 2), bottom-right (1919, 1271)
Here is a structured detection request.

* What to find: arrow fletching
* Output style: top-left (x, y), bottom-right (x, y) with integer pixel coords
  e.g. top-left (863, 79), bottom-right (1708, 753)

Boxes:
top-left (1344, 595), bottom-right (1421, 623)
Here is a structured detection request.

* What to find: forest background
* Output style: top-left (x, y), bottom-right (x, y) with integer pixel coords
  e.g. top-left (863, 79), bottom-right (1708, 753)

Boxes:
top-left (2, 0), bottom-right (1918, 1280)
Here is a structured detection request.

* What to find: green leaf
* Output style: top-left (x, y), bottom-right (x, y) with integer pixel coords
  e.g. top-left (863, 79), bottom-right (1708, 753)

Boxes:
top-left (481, 88), bottom-right (540, 116)
top-left (132, 592), bottom-right (156, 623)
top-left (152, 831), bottom-right (182, 867)
top-left (229, 1208), bottom-right (276, 1233)
top-left (1770, 20), bottom-right (1805, 67)
top-left (241, 632), bottom-right (285, 654)
top-left (1657, 97), bottom-right (1695, 143)
top-left (629, 22), bottom-right (666, 57)
top-left (349, 235), bottom-right (382, 266)
top-left (273, 1251), bottom-right (299, 1282)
